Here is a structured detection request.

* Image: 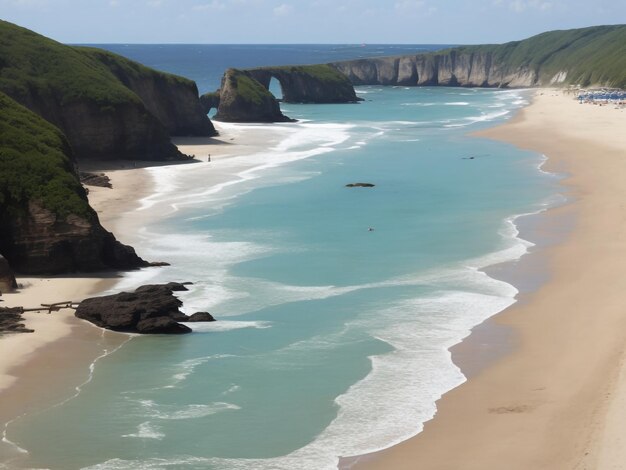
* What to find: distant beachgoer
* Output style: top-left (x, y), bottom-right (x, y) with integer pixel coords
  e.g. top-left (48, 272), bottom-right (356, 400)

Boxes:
top-left (208, 154), bottom-right (211, 162)
top-left (368, 227), bottom-right (374, 232)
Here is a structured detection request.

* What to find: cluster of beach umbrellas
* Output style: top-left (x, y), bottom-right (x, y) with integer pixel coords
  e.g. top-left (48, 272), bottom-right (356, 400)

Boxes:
top-left (578, 89), bottom-right (626, 104)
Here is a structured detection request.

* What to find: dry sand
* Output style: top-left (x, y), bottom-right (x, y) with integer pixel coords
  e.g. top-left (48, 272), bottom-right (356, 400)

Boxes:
top-left (354, 92), bottom-right (626, 469)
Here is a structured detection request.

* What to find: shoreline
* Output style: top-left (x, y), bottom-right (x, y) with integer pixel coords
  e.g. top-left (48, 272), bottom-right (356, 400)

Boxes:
top-left (0, 122), bottom-right (291, 465)
top-left (352, 90), bottom-right (626, 469)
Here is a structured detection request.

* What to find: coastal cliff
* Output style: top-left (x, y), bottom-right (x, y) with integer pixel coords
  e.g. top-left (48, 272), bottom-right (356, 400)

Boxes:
top-left (210, 64), bottom-right (360, 122)
top-left (213, 69), bottom-right (293, 123)
top-left (332, 25), bottom-right (626, 89)
top-left (0, 20), bottom-right (215, 162)
top-left (0, 92), bottom-right (147, 274)
top-left (247, 65), bottom-right (361, 103)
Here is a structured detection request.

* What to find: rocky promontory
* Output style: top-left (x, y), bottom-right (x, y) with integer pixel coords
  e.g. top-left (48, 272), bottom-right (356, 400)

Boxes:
top-left (209, 64), bottom-right (361, 123)
top-left (246, 65), bottom-right (361, 103)
top-left (331, 25), bottom-right (626, 89)
top-left (75, 282), bottom-right (215, 334)
top-left (0, 20), bottom-right (216, 162)
top-left (0, 91), bottom-right (148, 274)
top-left (213, 69), bottom-right (293, 123)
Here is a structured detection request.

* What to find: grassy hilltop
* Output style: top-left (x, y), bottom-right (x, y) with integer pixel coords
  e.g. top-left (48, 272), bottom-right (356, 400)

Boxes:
top-left (452, 24), bottom-right (626, 88)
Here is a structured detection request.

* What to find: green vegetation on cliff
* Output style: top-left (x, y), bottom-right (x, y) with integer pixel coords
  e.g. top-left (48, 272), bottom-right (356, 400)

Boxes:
top-left (0, 92), bottom-right (91, 219)
top-left (0, 20), bottom-right (141, 109)
top-left (229, 70), bottom-right (275, 106)
top-left (0, 20), bottom-right (214, 160)
top-left (444, 24), bottom-right (626, 88)
top-left (268, 64), bottom-right (349, 85)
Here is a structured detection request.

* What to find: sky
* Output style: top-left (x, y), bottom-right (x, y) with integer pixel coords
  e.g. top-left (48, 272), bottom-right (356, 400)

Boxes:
top-left (0, 0), bottom-right (624, 44)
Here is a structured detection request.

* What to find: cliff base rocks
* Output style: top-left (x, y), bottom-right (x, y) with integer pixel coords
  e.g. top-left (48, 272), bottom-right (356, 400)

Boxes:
top-left (0, 255), bottom-right (17, 294)
top-left (80, 172), bottom-right (112, 188)
top-left (0, 308), bottom-right (34, 334)
top-left (75, 282), bottom-right (216, 334)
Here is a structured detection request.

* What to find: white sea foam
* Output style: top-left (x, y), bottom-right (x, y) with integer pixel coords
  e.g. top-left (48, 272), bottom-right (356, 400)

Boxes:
top-left (163, 354), bottom-right (235, 389)
top-left (78, 87), bottom-right (559, 470)
top-left (135, 400), bottom-right (240, 420)
top-left (122, 422), bottom-right (165, 440)
top-left (182, 321), bottom-right (272, 333)
top-left (137, 121), bottom-right (354, 217)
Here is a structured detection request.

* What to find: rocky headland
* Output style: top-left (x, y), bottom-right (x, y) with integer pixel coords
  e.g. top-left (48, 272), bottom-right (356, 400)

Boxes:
top-left (0, 20), bottom-right (216, 163)
top-left (212, 68), bottom-right (293, 123)
top-left (75, 282), bottom-right (216, 334)
top-left (0, 91), bottom-right (147, 274)
top-left (331, 25), bottom-right (626, 89)
top-left (207, 64), bottom-right (360, 122)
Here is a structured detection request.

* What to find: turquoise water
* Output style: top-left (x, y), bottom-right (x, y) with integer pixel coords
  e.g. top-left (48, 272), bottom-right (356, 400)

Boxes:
top-left (5, 87), bottom-right (559, 469)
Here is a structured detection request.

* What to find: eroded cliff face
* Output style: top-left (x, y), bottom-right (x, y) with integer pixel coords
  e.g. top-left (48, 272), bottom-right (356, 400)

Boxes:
top-left (0, 201), bottom-right (147, 274)
top-left (0, 91), bottom-right (148, 275)
top-left (213, 69), bottom-right (293, 123)
top-left (0, 20), bottom-right (215, 162)
top-left (246, 65), bottom-right (361, 103)
top-left (19, 96), bottom-right (183, 161)
top-left (332, 51), bottom-right (539, 88)
top-left (83, 48), bottom-right (216, 137)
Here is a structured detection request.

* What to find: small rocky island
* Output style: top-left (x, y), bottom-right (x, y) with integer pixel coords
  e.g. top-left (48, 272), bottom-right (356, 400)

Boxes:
top-left (75, 282), bottom-right (215, 334)
top-left (346, 182), bottom-right (375, 188)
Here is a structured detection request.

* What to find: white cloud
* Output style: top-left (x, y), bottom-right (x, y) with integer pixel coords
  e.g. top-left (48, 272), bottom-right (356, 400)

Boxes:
top-left (495, 0), bottom-right (553, 12)
top-left (394, 0), bottom-right (425, 10)
top-left (273, 3), bottom-right (293, 16)
top-left (193, 0), bottom-right (226, 10)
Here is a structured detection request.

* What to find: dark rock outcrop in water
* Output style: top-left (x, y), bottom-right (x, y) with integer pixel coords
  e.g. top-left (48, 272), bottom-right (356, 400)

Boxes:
top-left (246, 65), bottom-right (361, 103)
top-left (187, 312), bottom-right (216, 322)
top-left (0, 255), bottom-right (17, 294)
top-left (346, 183), bottom-right (375, 188)
top-left (331, 25), bottom-right (626, 89)
top-left (210, 65), bottom-right (361, 123)
top-left (76, 283), bottom-right (214, 334)
top-left (213, 69), bottom-right (293, 123)
top-left (0, 20), bottom-right (216, 162)
top-left (0, 91), bottom-right (148, 274)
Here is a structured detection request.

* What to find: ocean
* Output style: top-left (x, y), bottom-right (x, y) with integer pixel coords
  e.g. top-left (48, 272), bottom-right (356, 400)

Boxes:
top-left (3, 45), bottom-right (561, 469)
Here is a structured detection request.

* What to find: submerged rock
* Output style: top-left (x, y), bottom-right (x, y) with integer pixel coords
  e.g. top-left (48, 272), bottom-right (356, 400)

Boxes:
top-left (75, 282), bottom-right (214, 334)
top-left (187, 312), bottom-right (216, 322)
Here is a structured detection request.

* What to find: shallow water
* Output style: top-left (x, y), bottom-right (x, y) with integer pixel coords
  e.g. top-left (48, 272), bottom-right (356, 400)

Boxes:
top-left (4, 46), bottom-right (561, 470)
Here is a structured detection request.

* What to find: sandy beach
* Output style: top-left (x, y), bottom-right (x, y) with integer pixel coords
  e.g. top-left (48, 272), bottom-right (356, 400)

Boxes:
top-left (0, 122), bottom-right (290, 463)
top-left (353, 92), bottom-right (626, 469)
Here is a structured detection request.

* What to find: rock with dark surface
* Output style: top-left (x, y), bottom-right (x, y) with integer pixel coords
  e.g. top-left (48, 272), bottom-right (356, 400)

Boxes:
top-left (246, 65), bottom-right (361, 104)
top-left (80, 172), bottom-right (112, 188)
top-left (187, 312), bottom-right (216, 322)
top-left (200, 91), bottom-right (221, 115)
top-left (212, 65), bottom-right (361, 123)
top-left (0, 255), bottom-right (17, 294)
top-left (0, 308), bottom-right (34, 334)
top-left (214, 69), bottom-right (293, 123)
top-left (346, 183), bottom-right (375, 188)
top-left (75, 283), bottom-right (194, 334)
